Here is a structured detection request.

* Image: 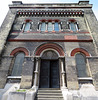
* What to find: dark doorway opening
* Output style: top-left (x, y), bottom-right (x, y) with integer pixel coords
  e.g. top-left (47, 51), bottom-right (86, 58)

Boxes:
top-left (39, 59), bottom-right (60, 88)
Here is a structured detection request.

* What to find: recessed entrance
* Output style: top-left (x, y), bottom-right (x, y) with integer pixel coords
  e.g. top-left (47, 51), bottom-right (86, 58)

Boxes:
top-left (33, 44), bottom-right (66, 90)
top-left (39, 59), bottom-right (60, 88)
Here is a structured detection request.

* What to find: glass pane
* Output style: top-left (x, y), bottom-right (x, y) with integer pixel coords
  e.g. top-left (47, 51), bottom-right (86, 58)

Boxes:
top-left (48, 22), bottom-right (53, 31)
top-left (75, 53), bottom-right (89, 77)
top-left (78, 70), bottom-right (87, 77)
top-left (70, 22), bottom-right (77, 31)
top-left (54, 22), bottom-right (59, 31)
top-left (76, 59), bottom-right (85, 65)
top-left (11, 53), bottom-right (25, 76)
top-left (41, 22), bottom-right (46, 31)
top-left (24, 22), bottom-right (30, 31)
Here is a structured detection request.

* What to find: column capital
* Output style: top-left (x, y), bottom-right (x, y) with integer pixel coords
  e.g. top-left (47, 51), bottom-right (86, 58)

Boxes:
top-left (35, 56), bottom-right (40, 61)
top-left (59, 56), bottom-right (65, 59)
top-left (52, 21), bottom-right (55, 23)
top-left (31, 57), bottom-right (34, 62)
top-left (45, 21), bottom-right (48, 24)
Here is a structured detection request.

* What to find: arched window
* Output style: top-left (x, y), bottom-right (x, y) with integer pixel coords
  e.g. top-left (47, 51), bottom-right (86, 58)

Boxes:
top-left (48, 22), bottom-right (53, 31)
top-left (41, 22), bottom-right (46, 31)
top-left (69, 22), bottom-right (78, 32)
top-left (75, 53), bottom-right (89, 77)
top-left (24, 22), bottom-right (31, 31)
top-left (38, 20), bottom-right (62, 32)
top-left (11, 52), bottom-right (25, 76)
top-left (54, 22), bottom-right (59, 31)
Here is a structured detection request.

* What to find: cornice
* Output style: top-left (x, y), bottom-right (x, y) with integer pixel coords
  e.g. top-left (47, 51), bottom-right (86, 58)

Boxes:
top-left (17, 9), bottom-right (84, 17)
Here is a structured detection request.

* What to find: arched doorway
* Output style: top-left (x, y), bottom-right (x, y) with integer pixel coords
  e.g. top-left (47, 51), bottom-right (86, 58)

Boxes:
top-left (39, 50), bottom-right (60, 88)
top-left (33, 43), bottom-right (66, 90)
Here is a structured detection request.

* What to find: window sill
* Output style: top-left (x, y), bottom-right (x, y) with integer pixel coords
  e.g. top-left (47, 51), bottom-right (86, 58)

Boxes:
top-left (7, 76), bottom-right (21, 79)
top-left (78, 77), bottom-right (93, 80)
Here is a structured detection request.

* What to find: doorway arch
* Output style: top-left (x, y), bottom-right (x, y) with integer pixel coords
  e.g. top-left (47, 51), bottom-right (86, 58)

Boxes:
top-left (35, 43), bottom-right (65, 57)
top-left (33, 43), bottom-right (66, 89)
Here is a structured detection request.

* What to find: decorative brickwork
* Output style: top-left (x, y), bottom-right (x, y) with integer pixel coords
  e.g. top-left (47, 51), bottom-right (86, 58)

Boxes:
top-left (17, 10), bottom-right (84, 17)
top-left (35, 43), bottom-right (65, 56)
top-left (10, 47), bottom-right (29, 56)
top-left (8, 35), bottom-right (93, 42)
top-left (64, 35), bottom-right (77, 40)
top-left (71, 48), bottom-right (90, 56)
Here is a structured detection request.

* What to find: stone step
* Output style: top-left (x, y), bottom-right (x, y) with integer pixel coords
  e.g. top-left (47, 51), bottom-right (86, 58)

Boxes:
top-left (39, 88), bottom-right (60, 90)
top-left (38, 90), bottom-right (62, 93)
top-left (37, 93), bottom-right (62, 96)
top-left (36, 98), bottom-right (64, 100)
top-left (37, 95), bottom-right (63, 98)
top-left (36, 89), bottom-right (64, 100)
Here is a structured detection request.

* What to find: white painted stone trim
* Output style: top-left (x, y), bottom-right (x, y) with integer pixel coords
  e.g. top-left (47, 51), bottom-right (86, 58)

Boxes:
top-left (7, 76), bottom-right (21, 79)
top-left (78, 77), bottom-right (93, 80)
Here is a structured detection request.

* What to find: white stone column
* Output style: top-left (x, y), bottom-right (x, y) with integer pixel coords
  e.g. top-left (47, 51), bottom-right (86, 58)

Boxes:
top-left (59, 23), bottom-right (61, 31)
top-left (52, 21), bottom-right (55, 32)
top-left (46, 22), bottom-right (48, 32)
top-left (60, 58), bottom-right (66, 89)
top-left (21, 23), bottom-right (25, 32)
top-left (32, 57), bottom-right (40, 90)
top-left (39, 23), bottom-right (41, 31)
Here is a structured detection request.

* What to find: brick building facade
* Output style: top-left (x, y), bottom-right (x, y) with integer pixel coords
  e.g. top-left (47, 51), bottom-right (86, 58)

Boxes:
top-left (0, 1), bottom-right (98, 100)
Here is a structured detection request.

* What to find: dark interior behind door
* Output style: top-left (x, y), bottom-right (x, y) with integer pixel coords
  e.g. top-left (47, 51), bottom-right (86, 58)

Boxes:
top-left (39, 60), bottom-right (59, 88)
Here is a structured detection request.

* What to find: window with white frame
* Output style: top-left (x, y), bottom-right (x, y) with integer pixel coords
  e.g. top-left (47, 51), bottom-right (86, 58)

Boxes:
top-left (48, 22), bottom-right (53, 31)
top-left (38, 21), bottom-right (62, 32)
top-left (75, 53), bottom-right (90, 77)
top-left (21, 20), bottom-right (33, 32)
top-left (67, 21), bottom-right (79, 32)
top-left (24, 22), bottom-right (31, 31)
top-left (54, 22), bottom-right (59, 31)
top-left (41, 22), bottom-right (46, 31)
top-left (11, 52), bottom-right (25, 76)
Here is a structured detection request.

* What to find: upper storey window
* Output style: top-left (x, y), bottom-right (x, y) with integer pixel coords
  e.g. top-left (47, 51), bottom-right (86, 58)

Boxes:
top-left (48, 22), bottom-right (53, 31)
top-left (24, 22), bottom-right (31, 31)
top-left (38, 19), bottom-right (62, 32)
top-left (41, 22), bottom-right (46, 31)
top-left (21, 19), bottom-right (32, 32)
top-left (54, 22), bottom-right (59, 31)
top-left (68, 19), bottom-right (79, 32)
top-left (69, 22), bottom-right (78, 32)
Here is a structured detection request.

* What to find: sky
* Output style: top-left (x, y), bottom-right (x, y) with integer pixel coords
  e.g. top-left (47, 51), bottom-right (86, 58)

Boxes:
top-left (0, 0), bottom-right (98, 27)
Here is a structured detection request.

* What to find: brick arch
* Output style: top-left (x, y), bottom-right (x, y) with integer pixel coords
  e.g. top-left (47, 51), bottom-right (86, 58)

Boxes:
top-left (35, 43), bottom-right (65, 56)
top-left (40, 19), bottom-right (60, 22)
top-left (71, 48), bottom-right (90, 56)
top-left (54, 19), bottom-right (60, 22)
top-left (10, 47), bottom-right (29, 56)
top-left (24, 19), bottom-right (32, 22)
top-left (69, 19), bottom-right (76, 22)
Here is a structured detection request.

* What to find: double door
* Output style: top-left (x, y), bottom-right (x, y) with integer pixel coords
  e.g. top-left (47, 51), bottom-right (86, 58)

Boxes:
top-left (39, 59), bottom-right (60, 88)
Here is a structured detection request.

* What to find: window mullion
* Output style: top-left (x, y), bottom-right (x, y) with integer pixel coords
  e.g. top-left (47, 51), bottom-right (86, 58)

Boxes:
top-left (39, 22), bottom-right (41, 31)
top-left (46, 22), bottom-right (48, 32)
top-left (22, 23), bottom-right (26, 32)
top-left (75, 23), bottom-right (78, 32)
top-left (67, 22), bottom-right (70, 31)
top-left (37, 22), bottom-right (40, 31)
top-left (30, 22), bottom-right (32, 31)
top-left (53, 22), bottom-right (55, 31)
top-left (59, 22), bottom-right (61, 31)
top-left (76, 22), bottom-right (79, 31)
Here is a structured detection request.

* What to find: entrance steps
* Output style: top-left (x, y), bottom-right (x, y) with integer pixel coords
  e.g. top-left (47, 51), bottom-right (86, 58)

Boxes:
top-left (35, 88), bottom-right (64, 100)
